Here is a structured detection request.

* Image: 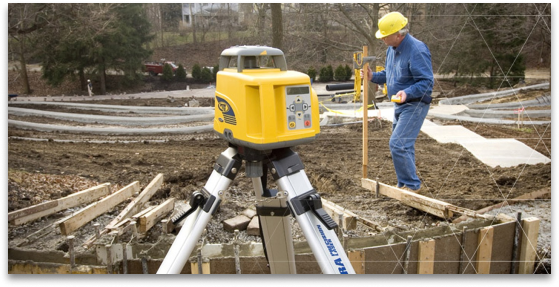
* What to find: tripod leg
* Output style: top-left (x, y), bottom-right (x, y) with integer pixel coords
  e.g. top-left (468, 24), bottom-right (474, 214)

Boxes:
top-left (157, 147), bottom-right (242, 274)
top-left (248, 161), bottom-right (296, 274)
top-left (269, 148), bottom-right (355, 274)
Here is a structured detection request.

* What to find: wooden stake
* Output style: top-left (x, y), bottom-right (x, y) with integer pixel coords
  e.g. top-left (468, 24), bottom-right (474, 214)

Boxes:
top-left (476, 226), bottom-right (494, 274)
top-left (362, 45), bottom-right (369, 179)
top-left (417, 239), bottom-right (435, 274)
top-left (518, 217), bottom-right (540, 274)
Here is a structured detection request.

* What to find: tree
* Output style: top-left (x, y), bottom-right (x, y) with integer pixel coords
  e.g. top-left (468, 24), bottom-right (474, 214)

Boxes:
top-left (271, 4), bottom-right (283, 50)
top-left (38, 4), bottom-right (153, 95)
top-left (344, 64), bottom-right (352, 81)
top-left (192, 63), bottom-right (202, 80)
top-left (334, 65), bottom-right (346, 81)
top-left (175, 64), bottom-right (187, 81)
top-left (162, 63), bottom-right (174, 82)
top-left (430, 3), bottom-right (527, 88)
top-left (8, 3), bottom-right (54, 94)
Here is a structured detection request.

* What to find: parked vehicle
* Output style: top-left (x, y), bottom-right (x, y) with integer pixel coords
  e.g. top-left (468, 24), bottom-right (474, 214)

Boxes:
top-left (145, 60), bottom-right (179, 76)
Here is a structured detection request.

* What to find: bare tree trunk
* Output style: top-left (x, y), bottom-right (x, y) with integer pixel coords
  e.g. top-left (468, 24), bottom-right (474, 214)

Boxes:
top-left (17, 38), bottom-right (31, 94)
top-left (99, 62), bottom-right (106, 95)
top-left (271, 3), bottom-right (283, 50)
top-left (189, 3), bottom-right (197, 44)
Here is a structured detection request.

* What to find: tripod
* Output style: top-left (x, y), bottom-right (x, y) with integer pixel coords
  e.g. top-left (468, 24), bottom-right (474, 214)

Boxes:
top-left (157, 145), bottom-right (355, 274)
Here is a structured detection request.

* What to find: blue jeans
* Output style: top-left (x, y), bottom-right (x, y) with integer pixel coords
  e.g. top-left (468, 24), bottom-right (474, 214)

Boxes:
top-left (390, 102), bottom-right (430, 190)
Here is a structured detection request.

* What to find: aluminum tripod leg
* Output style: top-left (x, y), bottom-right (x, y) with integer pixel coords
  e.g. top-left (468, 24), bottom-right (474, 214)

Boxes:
top-left (157, 147), bottom-right (241, 274)
top-left (269, 149), bottom-right (355, 274)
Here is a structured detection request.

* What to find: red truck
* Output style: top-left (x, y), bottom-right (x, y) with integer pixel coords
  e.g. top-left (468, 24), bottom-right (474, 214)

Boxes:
top-left (144, 60), bottom-right (179, 76)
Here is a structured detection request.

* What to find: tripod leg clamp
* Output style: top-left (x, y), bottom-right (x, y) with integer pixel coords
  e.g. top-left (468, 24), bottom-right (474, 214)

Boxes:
top-left (290, 190), bottom-right (338, 230)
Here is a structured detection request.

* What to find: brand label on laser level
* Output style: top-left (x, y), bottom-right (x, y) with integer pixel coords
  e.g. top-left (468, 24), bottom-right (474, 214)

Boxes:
top-left (216, 96), bottom-right (236, 125)
top-left (317, 225), bottom-right (348, 274)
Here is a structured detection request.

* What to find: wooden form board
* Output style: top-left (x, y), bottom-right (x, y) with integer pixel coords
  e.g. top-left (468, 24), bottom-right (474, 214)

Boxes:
top-left (359, 220), bottom-right (516, 274)
top-left (9, 183), bottom-right (111, 225)
top-left (138, 198), bottom-right (175, 233)
top-left (106, 173), bottom-right (164, 229)
top-left (83, 174), bottom-right (164, 248)
top-left (321, 199), bottom-right (357, 230)
top-left (518, 217), bottom-right (540, 274)
top-left (453, 187), bottom-right (550, 224)
top-left (58, 181), bottom-right (140, 235)
top-left (348, 250), bottom-right (365, 274)
top-left (476, 226), bottom-right (494, 274)
top-left (362, 178), bottom-right (453, 218)
top-left (417, 239), bottom-right (435, 274)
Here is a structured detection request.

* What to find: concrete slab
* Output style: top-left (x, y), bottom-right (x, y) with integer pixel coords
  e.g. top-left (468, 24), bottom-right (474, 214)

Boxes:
top-left (421, 125), bottom-right (486, 144)
top-left (460, 139), bottom-right (551, 168)
top-left (430, 104), bottom-right (469, 115)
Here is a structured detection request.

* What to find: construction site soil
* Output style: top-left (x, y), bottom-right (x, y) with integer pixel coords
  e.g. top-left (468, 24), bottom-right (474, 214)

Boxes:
top-left (7, 70), bottom-right (552, 273)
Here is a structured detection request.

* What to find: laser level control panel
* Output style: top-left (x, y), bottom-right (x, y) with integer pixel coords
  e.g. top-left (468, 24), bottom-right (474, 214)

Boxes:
top-left (286, 85), bottom-right (312, 130)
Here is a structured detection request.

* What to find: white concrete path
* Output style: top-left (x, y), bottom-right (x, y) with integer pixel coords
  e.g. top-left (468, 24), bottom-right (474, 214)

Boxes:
top-left (323, 105), bottom-right (551, 168)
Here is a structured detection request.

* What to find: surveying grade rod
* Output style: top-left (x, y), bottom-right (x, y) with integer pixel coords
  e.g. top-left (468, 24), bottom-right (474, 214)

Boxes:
top-left (326, 83), bottom-right (355, 92)
top-left (157, 147), bottom-right (238, 274)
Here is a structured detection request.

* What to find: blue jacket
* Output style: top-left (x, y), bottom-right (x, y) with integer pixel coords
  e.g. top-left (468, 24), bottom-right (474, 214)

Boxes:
top-left (371, 34), bottom-right (434, 103)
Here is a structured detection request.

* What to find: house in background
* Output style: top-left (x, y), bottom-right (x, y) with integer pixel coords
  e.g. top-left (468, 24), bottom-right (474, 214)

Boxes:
top-left (182, 3), bottom-right (253, 28)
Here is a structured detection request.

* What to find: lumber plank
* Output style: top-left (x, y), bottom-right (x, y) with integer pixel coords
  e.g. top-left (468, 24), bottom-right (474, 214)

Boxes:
top-left (518, 217), bottom-right (540, 274)
top-left (476, 226), bottom-right (494, 274)
top-left (362, 178), bottom-right (453, 218)
top-left (321, 199), bottom-right (357, 230)
top-left (105, 174), bottom-right (164, 229)
top-left (348, 250), bottom-right (365, 274)
top-left (139, 198), bottom-right (175, 233)
top-left (453, 187), bottom-right (550, 224)
top-left (417, 239), bottom-right (435, 274)
top-left (9, 183), bottom-right (111, 225)
top-left (82, 174), bottom-right (164, 248)
top-left (58, 181), bottom-right (140, 235)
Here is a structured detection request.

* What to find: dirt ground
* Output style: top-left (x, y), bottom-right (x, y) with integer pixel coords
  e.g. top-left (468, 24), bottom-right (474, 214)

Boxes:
top-left (7, 68), bottom-right (552, 273)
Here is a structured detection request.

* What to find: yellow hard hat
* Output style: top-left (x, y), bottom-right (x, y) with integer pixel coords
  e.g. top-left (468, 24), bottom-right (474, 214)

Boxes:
top-left (375, 12), bottom-right (408, 39)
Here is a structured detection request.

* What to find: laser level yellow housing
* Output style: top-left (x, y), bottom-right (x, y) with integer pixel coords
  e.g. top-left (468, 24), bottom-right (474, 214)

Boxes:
top-left (214, 46), bottom-right (320, 150)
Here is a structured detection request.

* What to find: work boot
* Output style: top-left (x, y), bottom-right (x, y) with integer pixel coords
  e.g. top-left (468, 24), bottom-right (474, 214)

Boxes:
top-left (401, 185), bottom-right (420, 193)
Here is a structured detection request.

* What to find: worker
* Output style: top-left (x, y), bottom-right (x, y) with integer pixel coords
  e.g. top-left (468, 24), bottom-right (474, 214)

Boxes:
top-left (87, 79), bottom-right (93, 97)
top-left (362, 11), bottom-right (434, 192)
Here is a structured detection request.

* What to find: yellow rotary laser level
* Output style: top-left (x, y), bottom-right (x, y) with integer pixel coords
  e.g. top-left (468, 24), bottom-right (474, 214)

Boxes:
top-left (214, 46), bottom-right (320, 150)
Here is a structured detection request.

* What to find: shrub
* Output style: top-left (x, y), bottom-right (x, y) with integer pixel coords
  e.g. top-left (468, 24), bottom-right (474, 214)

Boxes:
top-left (307, 67), bottom-right (317, 81)
top-left (191, 63), bottom-right (202, 80)
top-left (200, 67), bottom-right (213, 83)
top-left (319, 65), bottom-right (334, 82)
top-left (161, 63), bottom-right (174, 82)
top-left (344, 64), bottom-right (353, 81)
top-left (175, 64), bottom-right (187, 82)
top-left (212, 64), bottom-right (219, 80)
top-left (334, 65), bottom-right (346, 81)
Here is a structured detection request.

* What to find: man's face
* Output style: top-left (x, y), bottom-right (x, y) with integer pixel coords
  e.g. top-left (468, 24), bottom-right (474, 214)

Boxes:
top-left (381, 33), bottom-right (403, 48)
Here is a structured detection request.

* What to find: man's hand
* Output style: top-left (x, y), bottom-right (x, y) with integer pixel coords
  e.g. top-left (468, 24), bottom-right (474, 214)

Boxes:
top-left (360, 66), bottom-right (373, 82)
top-left (395, 90), bottom-right (407, 103)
